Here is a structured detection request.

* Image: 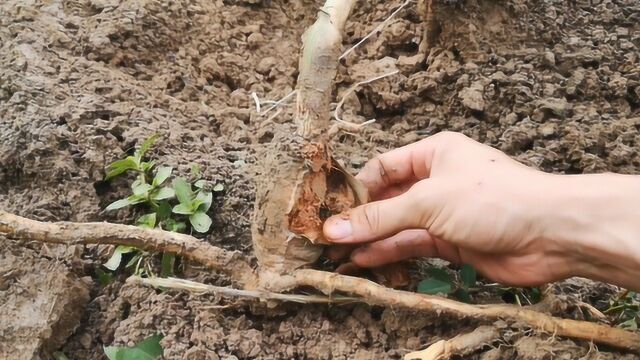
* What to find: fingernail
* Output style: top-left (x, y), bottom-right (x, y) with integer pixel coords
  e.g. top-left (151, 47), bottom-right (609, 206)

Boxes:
top-left (325, 218), bottom-right (353, 242)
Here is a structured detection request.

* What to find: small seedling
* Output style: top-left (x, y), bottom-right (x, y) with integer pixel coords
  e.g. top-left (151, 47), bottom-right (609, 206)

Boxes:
top-left (605, 290), bottom-right (639, 330)
top-left (417, 264), bottom-right (477, 302)
top-left (171, 177), bottom-right (212, 233)
top-left (101, 135), bottom-right (221, 279)
top-left (104, 333), bottom-right (163, 360)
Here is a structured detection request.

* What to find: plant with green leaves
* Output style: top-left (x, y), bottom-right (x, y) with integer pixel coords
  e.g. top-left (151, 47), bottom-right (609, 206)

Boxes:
top-left (100, 134), bottom-right (223, 279)
top-left (605, 290), bottom-right (639, 330)
top-left (104, 333), bottom-right (163, 360)
top-left (417, 264), bottom-right (477, 303)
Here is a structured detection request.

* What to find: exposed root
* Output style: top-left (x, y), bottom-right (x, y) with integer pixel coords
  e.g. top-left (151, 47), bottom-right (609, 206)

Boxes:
top-left (3, 210), bottom-right (640, 352)
top-left (132, 276), bottom-right (358, 304)
top-left (333, 69), bottom-right (399, 124)
top-left (340, 0), bottom-right (414, 60)
top-left (404, 326), bottom-right (501, 360)
top-left (290, 269), bottom-right (640, 352)
top-left (0, 210), bottom-right (259, 288)
top-left (259, 90), bottom-right (296, 116)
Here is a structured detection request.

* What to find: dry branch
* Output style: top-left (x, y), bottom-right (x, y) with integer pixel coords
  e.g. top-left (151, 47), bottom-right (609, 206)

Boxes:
top-left (291, 269), bottom-right (640, 352)
top-left (0, 210), bottom-right (259, 288)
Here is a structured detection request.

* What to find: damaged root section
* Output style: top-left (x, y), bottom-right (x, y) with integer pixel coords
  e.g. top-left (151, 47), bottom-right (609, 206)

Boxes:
top-left (288, 142), bottom-right (367, 245)
top-left (0, 210), bottom-right (259, 288)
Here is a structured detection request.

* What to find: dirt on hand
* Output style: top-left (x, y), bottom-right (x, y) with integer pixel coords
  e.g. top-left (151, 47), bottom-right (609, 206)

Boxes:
top-left (0, 0), bottom-right (639, 359)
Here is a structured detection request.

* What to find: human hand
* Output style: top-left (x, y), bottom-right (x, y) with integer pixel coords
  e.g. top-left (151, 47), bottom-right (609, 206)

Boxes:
top-left (323, 132), bottom-right (574, 286)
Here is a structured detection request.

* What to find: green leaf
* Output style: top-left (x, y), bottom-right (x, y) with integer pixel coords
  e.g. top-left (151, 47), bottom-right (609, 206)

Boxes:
top-left (152, 187), bottom-right (175, 201)
top-left (213, 183), bottom-right (224, 192)
top-left (191, 164), bottom-right (201, 179)
top-left (156, 202), bottom-right (172, 220)
top-left (424, 267), bottom-right (454, 284)
top-left (137, 213), bottom-right (157, 229)
top-left (105, 198), bottom-right (133, 211)
top-left (135, 134), bottom-right (160, 160)
top-left (153, 166), bottom-right (172, 186)
top-left (460, 264), bottom-right (477, 288)
top-left (53, 352), bottom-right (71, 360)
top-left (105, 195), bottom-right (144, 211)
top-left (140, 161), bottom-right (155, 173)
top-left (528, 287), bottom-right (543, 304)
top-left (196, 191), bottom-right (213, 212)
top-left (105, 195), bottom-right (145, 211)
top-left (133, 183), bottom-right (153, 197)
top-left (190, 199), bottom-right (204, 212)
top-left (164, 219), bottom-right (187, 233)
top-left (619, 318), bottom-right (638, 330)
top-left (104, 333), bottom-right (163, 360)
top-left (194, 179), bottom-right (208, 189)
top-left (95, 268), bottom-right (114, 286)
top-left (454, 288), bottom-right (472, 303)
top-left (417, 278), bottom-right (453, 295)
top-left (189, 212), bottom-right (212, 233)
top-left (160, 253), bottom-right (175, 278)
top-left (106, 157), bottom-right (139, 180)
top-left (173, 177), bottom-right (193, 205)
top-left (172, 203), bottom-right (194, 215)
top-left (104, 246), bottom-right (137, 271)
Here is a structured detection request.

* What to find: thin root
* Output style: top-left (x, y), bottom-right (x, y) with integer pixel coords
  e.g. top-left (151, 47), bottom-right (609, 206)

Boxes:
top-left (404, 326), bottom-right (501, 360)
top-left (259, 90), bottom-right (297, 116)
top-left (132, 276), bottom-right (359, 304)
top-left (340, 0), bottom-right (414, 60)
top-left (333, 69), bottom-right (399, 125)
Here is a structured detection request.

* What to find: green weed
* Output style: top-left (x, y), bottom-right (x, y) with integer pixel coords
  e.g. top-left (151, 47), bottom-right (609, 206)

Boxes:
top-left (99, 135), bottom-right (223, 278)
top-left (417, 263), bottom-right (542, 306)
top-left (104, 334), bottom-right (163, 360)
top-left (605, 290), bottom-right (639, 330)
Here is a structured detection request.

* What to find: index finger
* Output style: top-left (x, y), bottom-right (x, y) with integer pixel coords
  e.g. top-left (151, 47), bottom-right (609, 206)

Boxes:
top-left (356, 134), bottom-right (444, 198)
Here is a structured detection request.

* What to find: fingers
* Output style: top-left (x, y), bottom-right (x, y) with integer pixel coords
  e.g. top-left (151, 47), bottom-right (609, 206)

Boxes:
top-left (324, 180), bottom-right (435, 244)
top-left (356, 132), bottom-right (465, 198)
top-left (349, 230), bottom-right (462, 267)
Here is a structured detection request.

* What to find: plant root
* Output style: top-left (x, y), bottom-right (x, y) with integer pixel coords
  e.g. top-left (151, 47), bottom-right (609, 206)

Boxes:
top-left (132, 276), bottom-right (358, 304)
top-left (290, 269), bottom-right (640, 352)
top-left (0, 210), bottom-right (259, 288)
top-left (403, 326), bottom-right (501, 360)
top-left (3, 210), bottom-right (640, 352)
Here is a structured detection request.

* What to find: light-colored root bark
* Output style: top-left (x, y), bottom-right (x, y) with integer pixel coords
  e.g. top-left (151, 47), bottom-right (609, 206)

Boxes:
top-left (290, 269), bottom-right (640, 352)
top-left (3, 210), bottom-right (640, 352)
top-left (132, 276), bottom-right (358, 304)
top-left (404, 326), bottom-right (501, 360)
top-left (0, 210), bottom-right (259, 288)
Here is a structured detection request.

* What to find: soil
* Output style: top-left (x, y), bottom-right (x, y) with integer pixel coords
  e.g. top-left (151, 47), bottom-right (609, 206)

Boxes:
top-left (0, 0), bottom-right (639, 359)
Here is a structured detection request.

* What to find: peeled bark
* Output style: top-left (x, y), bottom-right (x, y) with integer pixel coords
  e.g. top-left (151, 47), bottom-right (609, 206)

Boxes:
top-left (251, 1), bottom-right (361, 273)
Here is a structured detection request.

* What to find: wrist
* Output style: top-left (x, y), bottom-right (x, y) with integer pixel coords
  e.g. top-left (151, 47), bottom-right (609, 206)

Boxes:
top-left (539, 173), bottom-right (640, 289)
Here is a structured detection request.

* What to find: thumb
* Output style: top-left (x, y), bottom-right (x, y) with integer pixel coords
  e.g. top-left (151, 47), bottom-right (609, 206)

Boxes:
top-left (323, 181), bottom-right (434, 244)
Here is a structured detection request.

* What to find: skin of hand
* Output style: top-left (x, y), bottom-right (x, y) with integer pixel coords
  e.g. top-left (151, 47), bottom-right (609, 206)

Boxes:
top-left (323, 132), bottom-right (640, 289)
